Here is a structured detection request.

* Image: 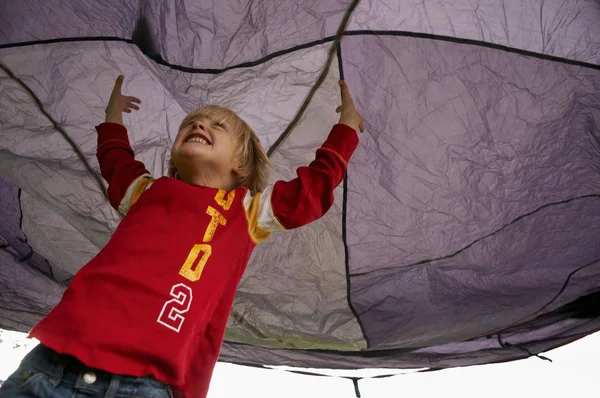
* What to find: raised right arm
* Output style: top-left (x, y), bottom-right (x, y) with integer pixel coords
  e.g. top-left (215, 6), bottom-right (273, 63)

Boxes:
top-left (96, 123), bottom-right (153, 214)
top-left (97, 75), bottom-right (153, 215)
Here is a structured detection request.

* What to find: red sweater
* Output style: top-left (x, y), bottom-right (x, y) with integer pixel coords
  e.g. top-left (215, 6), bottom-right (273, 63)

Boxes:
top-left (29, 122), bottom-right (358, 397)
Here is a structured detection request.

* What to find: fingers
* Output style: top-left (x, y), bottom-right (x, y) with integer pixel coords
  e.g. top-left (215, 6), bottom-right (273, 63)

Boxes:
top-left (339, 79), bottom-right (348, 94)
top-left (337, 80), bottom-right (352, 111)
top-left (126, 99), bottom-right (140, 112)
top-left (113, 75), bottom-right (124, 94)
top-left (339, 80), bottom-right (352, 104)
top-left (127, 96), bottom-right (141, 108)
top-left (120, 95), bottom-right (141, 112)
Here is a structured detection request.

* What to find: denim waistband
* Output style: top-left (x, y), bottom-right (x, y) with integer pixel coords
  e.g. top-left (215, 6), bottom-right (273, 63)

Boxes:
top-left (20, 344), bottom-right (173, 398)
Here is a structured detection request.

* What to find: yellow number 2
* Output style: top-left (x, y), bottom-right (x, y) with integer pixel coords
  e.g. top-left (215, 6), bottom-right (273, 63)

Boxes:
top-left (179, 244), bottom-right (212, 282)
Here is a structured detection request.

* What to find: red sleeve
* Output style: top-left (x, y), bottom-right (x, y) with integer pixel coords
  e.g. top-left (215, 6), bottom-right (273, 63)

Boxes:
top-left (270, 124), bottom-right (359, 229)
top-left (96, 123), bottom-right (150, 210)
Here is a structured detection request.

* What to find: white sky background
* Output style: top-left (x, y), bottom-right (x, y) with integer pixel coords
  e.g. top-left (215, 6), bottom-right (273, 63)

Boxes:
top-left (1, 329), bottom-right (598, 397)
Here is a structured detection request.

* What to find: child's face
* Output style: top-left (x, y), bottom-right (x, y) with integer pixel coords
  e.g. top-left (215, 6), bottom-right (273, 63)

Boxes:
top-left (171, 116), bottom-right (238, 178)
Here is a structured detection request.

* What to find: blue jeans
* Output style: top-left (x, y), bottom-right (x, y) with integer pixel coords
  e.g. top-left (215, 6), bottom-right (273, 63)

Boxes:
top-left (0, 344), bottom-right (173, 398)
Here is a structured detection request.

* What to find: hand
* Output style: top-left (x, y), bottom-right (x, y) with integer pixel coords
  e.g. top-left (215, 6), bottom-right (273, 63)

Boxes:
top-left (336, 80), bottom-right (364, 133)
top-left (105, 75), bottom-right (141, 125)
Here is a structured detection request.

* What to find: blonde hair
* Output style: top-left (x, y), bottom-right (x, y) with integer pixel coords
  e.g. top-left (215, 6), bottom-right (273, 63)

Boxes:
top-left (170, 106), bottom-right (271, 195)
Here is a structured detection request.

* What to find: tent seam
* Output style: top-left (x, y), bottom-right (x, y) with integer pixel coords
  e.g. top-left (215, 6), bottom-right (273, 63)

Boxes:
top-left (350, 194), bottom-right (600, 277)
top-left (1, 31), bottom-right (598, 73)
top-left (336, 40), bottom-right (370, 349)
top-left (265, 0), bottom-right (362, 157)
top-left (0, 63), bottom-right (109, 201)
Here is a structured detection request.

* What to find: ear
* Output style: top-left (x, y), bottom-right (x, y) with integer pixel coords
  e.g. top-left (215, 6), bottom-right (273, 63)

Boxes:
top-left (231, 154), bottom-right (245, 185)
top-left (231, 164), bottom-right (241, 180)
top-left (231, 144), bottom-right (244, 174)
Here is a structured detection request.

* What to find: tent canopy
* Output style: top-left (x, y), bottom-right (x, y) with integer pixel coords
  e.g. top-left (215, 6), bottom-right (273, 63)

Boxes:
top-left (1, 0), bottom-right (600, 371)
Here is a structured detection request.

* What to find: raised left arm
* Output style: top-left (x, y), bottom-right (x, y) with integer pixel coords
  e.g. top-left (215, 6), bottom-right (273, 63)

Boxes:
top-left (243, 80), bottom-right (363, 242)
top-left (243, 124), bottom-right (358, 243)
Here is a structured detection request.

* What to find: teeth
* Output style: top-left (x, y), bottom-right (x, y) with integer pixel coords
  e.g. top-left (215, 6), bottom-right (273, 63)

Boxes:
top-left (187, 137), bottom-right (209, 144)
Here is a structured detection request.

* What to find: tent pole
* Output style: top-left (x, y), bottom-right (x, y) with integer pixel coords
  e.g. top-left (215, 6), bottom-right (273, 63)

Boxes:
top-left (351, 377), bottom-right (361, 398)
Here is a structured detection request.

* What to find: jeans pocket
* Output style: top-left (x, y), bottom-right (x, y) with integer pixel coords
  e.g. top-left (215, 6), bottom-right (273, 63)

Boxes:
top-left (0, 365), bottom-right (49, 397)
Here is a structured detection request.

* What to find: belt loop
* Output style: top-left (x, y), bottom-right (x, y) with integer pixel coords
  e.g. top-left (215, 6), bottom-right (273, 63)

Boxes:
top-left (104, 374), bottom-right (121, 398)
top-left (33, 345), bottom-right (64, 388)
top-left (47, 362), bottom-right (65, 388)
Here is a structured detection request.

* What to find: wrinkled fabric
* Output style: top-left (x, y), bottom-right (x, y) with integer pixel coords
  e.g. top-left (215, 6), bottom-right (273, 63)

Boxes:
top-left (1, 0), bottom-right (600, 372)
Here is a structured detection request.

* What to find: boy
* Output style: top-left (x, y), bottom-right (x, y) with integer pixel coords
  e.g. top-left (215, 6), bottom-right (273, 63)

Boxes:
top-left (0, 75), bottom-right (364, 398)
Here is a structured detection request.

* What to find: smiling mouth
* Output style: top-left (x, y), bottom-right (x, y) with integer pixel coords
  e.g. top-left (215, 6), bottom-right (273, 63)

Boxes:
top-left (184, 132), bottom-right (212, 145)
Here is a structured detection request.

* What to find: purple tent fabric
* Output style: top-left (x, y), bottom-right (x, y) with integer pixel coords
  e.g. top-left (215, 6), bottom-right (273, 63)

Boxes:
top-left (1, 0), bottom-right (600, 375)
